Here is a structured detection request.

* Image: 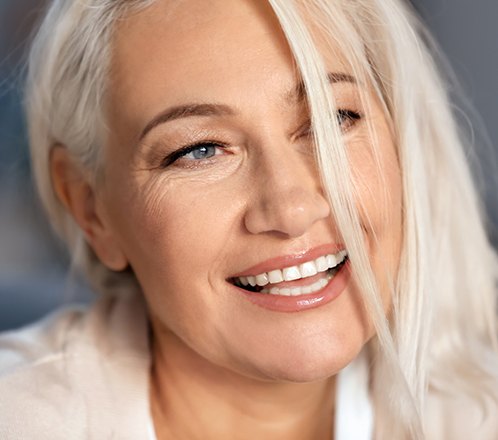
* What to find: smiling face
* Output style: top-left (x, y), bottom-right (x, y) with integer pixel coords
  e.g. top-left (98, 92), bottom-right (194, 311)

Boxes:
top-left (95, 0), bottom-right (402, 382)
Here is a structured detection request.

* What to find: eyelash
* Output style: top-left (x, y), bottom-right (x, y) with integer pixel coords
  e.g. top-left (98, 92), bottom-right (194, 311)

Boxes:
top-left (336, 109), bottom-right (362, 130)
top-left (297, 109), bottom-right (361, 137)
top-left (160, 141), bottom-right (227, 168)
top-left (160, 108), bottom-right (362, 168)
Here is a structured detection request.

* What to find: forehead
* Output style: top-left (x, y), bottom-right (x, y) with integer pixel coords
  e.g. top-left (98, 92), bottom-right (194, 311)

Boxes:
top-left (107, 0), bottom-right (350, 142)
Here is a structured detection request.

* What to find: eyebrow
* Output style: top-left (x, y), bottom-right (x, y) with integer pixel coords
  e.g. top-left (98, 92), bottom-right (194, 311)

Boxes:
top-left (289, 71), bottom-right (357, 102)
top-left (139, 103), bottom-right (234, 141)
top-left (139, 71), bottom-right (356, 140)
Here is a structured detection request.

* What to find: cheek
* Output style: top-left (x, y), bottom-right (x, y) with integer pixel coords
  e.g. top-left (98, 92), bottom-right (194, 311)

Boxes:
top-left (347, 129), bottom-right (403, 308)
top-left (111, 176), bottom-right (244, 342)
top-left (348, 124), bottom-right (402, 237)
top-left (109, 172), bottom-right (249, 328)
top-left (125, 177), bottom-right (241, 278)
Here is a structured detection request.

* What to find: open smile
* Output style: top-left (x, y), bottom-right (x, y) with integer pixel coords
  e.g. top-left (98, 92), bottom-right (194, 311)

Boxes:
top-left (231, 249), bottom-right (348, 296)
top-left (228, 245), bottom-right (351, 312)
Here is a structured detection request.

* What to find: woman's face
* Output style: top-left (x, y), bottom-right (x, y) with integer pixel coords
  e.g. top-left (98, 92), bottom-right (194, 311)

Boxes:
top-left (99, 0), bottom-right (402, 381)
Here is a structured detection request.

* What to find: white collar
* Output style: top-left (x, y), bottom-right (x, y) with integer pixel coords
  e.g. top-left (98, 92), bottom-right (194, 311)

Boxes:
top-left (335, 348), bottom-right (374, 439)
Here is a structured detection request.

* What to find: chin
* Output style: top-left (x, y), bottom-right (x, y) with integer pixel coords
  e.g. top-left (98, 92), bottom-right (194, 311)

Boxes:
top-left (249, 343), bottom-right (365, 384)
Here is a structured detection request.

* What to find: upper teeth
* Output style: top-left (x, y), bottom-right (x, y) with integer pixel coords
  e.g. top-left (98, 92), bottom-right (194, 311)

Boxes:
top-left (236, 250), bottom-right (347, 287)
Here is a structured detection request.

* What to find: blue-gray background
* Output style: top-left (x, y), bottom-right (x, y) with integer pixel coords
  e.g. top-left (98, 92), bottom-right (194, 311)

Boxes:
top-left (1, 0), bottom-right (497, 331)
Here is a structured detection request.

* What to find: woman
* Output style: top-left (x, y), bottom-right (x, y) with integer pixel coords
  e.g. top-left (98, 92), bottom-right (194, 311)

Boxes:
top-left (1, 0), bottom-right (497, 438)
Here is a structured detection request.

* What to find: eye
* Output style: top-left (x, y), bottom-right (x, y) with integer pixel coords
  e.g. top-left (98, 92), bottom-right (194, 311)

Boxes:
top-left (160, 141), bottom-right (227, 168)
top-left (297, 109), bottom-right (362, 139)
top-left (184, 144), bottom-right (217, 160)
top-left (336, 109), bottom-right (362, 131)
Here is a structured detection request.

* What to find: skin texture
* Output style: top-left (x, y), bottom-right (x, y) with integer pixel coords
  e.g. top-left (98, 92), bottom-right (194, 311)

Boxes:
top-left (51, 0), bottom-right (402, 438)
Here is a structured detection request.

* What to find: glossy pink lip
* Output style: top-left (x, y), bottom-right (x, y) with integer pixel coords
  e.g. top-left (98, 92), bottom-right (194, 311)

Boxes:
top-left (230, 243), bottom-right (346, 278)
top-left (232, 261), bottom-right (351, 313)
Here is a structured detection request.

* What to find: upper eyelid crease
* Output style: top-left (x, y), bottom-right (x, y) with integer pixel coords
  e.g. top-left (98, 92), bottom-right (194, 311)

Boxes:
top-left (140, 103), bottom-right (234, 141)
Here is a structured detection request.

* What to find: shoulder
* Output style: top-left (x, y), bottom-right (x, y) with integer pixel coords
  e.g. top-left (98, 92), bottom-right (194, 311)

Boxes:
top-left (0, 305), bottom-right (87, 374)
top-left (425, 389), bottom-right (498, 439)
top-left (0, 293), bottom-right (151, 439)
top-left (0, 305), bottom-right (90, 439)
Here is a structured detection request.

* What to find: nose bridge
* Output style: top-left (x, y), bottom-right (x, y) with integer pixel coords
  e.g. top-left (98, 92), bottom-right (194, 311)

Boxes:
top-left (244, 141), bottom-right (331, 237)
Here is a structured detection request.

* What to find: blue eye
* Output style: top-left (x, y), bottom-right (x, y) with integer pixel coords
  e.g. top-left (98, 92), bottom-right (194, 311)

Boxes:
top-left (185, 144), bottom-right (217, 160)
top-left (161, 141), bottom-right (225, 168)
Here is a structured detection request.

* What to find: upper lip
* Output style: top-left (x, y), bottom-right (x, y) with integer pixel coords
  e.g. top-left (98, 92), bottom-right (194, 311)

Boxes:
top-left (230, 243), bottom-right (346, 278)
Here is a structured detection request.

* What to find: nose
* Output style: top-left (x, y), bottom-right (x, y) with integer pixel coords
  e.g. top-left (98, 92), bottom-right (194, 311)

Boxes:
top-left (243, 146), bottom-right (331, 238)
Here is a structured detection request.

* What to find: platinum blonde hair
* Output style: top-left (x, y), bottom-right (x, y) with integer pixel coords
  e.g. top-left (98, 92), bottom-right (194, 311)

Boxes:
top-left (26, 0), bottom-right (498, 437)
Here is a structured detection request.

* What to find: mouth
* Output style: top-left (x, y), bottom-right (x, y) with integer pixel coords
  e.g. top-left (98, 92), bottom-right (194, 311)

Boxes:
top-left (228, 250), bottom-right (348, 296)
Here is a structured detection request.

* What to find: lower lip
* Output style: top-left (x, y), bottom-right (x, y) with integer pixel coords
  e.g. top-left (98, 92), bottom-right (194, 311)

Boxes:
top-left (234, 262), bottom-right (351, 313)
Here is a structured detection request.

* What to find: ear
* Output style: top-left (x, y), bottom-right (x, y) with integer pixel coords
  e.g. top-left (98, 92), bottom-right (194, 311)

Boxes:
top-left (50, 146), bottom-right (129, 271)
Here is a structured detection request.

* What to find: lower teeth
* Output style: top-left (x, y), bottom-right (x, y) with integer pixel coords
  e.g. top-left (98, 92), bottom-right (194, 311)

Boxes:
top-left (261, 271), bottom-right (333, 296)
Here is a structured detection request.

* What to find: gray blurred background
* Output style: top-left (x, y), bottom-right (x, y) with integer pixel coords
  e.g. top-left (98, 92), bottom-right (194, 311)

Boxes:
top-left (0, 0), bottom-right (497, 331)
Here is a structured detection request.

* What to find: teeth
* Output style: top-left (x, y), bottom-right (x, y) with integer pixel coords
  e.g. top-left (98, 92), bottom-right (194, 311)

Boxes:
top-left (280, 288), bottom-right (291, 296)
top-left (282, 266), bottom-right (301, 281)
top-left (326, 254), bottom-right (336, 268)
top-left (268, 269), bottom-right (284, 283)
top-left (302, 285), bottom-right (312, 294)
top-left (316, 256), bottom-right (328, 272)
top-left (256, 273), bottom-right (269, 286)
top-left (299, 261), bottom-right (318, 277)
top-left (235, 250), bottom-right (347, 288)
top-left (261, 272), bottom-right (332, 296)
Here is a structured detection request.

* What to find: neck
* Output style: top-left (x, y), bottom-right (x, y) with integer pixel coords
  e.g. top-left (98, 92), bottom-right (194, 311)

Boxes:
top-left (149, 325), bottom-right (336, 440)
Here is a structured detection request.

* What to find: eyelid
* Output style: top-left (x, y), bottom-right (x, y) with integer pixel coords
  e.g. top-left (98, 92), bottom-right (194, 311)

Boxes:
top-left (296, 108), bottom-right (362, 139)
top-left (160, 140), bottom-right (227, 168)
top-left (158, 108), bottom-right (362, 168)
top-left (337, 109), bottom-right (362, 132)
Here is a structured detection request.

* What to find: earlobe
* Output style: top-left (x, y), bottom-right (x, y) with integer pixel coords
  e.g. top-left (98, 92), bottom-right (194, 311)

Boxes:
top-left (50, 146), bottom-right (129, 272)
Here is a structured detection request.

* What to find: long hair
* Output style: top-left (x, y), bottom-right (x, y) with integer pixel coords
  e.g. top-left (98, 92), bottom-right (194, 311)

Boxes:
top-left (26, 0), bottom-right (498, 437)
